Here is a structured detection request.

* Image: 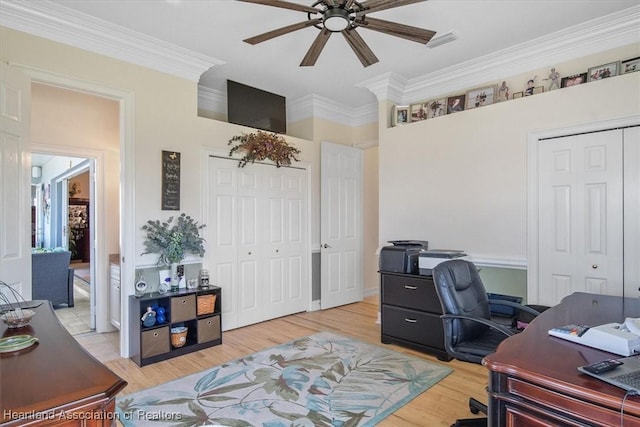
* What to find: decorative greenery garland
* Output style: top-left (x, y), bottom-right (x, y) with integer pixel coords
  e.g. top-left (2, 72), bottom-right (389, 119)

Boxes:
top-left (228, 130), bottom-right (301, 168)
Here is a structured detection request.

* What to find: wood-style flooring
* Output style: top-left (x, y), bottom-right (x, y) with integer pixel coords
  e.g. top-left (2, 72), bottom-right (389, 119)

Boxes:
top-left (89, 296), bottom-right (487, 426)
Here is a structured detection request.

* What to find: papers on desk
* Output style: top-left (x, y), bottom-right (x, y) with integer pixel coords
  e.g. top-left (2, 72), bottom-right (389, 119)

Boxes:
top-left (548, 323), bottom-right (640, 356)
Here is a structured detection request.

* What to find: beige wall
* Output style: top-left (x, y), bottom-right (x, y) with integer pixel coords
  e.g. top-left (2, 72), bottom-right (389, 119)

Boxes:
top-left (378, 44), bottom-right (640, 264)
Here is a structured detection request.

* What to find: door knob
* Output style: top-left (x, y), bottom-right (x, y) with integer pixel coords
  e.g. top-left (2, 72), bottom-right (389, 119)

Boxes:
top-left (323, 243), bottom-right (332, 249)
top-left (592, 264), bottom-right (598, 269)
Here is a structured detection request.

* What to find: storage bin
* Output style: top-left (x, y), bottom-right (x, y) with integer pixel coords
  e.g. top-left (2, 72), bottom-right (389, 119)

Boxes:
top-left (171, 294), bottom-right (196, 323)
top-left (197, 316), bottom-right (221, 343)
top-left (141, 326), bottom-right (169, 358)
top-left (197, 294), bottom-right (217, 316)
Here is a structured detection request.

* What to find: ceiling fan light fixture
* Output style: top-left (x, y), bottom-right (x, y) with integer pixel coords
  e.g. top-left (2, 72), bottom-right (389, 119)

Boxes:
top-left (323, 8), bottom-right (351, 32)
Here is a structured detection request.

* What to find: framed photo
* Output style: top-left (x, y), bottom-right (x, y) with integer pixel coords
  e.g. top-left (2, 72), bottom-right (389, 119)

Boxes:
top-left (512, 91), bottom-right (524, 99)
top-left (587, 61), bottom-right (620, 81)
top-left (532, 86), bottom-right (544, 95)
top-left (621, 56), bottom-right (640, 74)
top-left (426, 98), bottom-right (447, 119)
top-left (410, 103), bottom-right (427, 122)
top-left (465, 85), bottom-right (497, 109)
top-left (392, 105), bottom-right (409, 126)
top-left (561, 72), bottom-right (587, 88)
top-left (446, 95), bottom-right (465, 114)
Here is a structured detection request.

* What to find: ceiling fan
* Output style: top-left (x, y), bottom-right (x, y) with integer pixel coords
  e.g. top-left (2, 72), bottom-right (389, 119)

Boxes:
top-left (238, 0), bottom-right (436, 67)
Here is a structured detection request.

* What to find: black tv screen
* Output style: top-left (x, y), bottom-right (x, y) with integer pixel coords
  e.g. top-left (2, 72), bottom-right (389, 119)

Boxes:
top-left (227, 80), bottom-right (286, 134)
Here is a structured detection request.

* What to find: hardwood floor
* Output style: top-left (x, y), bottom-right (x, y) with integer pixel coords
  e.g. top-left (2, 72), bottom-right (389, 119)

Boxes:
top-left (97, 296), bottom-right (487, 426)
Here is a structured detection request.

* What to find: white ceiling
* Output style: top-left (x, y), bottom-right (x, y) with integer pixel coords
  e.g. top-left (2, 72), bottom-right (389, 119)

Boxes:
top-left (2, 0), bottom-right (639, 111)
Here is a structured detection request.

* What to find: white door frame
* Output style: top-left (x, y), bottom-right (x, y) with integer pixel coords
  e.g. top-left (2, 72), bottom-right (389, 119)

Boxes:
top-left (527, 115), bottom-right (640, 305)
top-left (16, 66), bottom-right (135, 357)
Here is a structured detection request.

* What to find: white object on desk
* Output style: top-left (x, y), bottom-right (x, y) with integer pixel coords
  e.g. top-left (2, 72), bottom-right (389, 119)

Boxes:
top-left (548, 322), bottom-right (640, 356)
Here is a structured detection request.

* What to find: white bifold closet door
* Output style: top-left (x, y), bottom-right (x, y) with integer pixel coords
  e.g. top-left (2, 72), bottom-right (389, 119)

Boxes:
top-left (208, 157), bottom-right (308, 331)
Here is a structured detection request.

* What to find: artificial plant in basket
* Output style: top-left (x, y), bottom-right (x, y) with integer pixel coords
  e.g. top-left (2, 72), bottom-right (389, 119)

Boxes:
top-left (228, 130), bottom-right (301, 168)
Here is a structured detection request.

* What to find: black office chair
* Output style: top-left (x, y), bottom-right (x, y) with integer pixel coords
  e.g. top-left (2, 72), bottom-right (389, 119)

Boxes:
top-left (432, 259), bottom-right (541, 427)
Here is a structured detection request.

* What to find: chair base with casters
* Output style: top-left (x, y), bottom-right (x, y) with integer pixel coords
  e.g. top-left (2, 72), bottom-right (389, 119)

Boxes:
top-left (431, 259), bottom-right (542, 427)
top-left (450, 398), bottom-right (487, 427)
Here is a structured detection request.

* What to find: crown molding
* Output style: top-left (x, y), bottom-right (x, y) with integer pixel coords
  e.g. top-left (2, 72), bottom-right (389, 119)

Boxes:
top-left (360, 5), bottom-right (640, 104)
top-left (355, 72), bottom-right (407, 105)
top-left (0, 0), bottom-right (225, 82)
top-left (287, 93), bottom-right (378, 127)
top-left (197, 89), bottom-right (378, 127)
top-left (198, 86), bottom-right (226, 115)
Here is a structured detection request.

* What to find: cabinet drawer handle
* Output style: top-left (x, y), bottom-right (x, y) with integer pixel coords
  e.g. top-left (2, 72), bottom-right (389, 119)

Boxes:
top-left (153, 332), bottom-right (159, 337)
top-left (207, 320), bottom-right (212, 326)
top-left (404, 285), bottom-right (418, 290)
top-left (404, 318), bottom-right (417, 323)
top-left (181, 300), bottom-right (187, 304)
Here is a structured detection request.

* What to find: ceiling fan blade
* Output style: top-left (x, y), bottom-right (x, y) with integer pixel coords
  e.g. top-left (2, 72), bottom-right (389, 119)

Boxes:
top-left (342, 28), bottom-right (379, 67)
top-left (344, 0), bottom-right (356, 8)
top-left (237, 0), bottom-right (319, 14)
top-left (356, 16), bottom-right (435, 44)
top-left (244, 18), bottom-right (322, 45)
top-left (356, 0), bottom-right (426, 16)
top-left (300, 28), bottom-right (332, 66)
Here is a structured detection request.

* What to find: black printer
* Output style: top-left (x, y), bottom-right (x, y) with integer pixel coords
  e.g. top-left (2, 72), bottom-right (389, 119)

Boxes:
top-left (379, 240), bottom-right (429, 274)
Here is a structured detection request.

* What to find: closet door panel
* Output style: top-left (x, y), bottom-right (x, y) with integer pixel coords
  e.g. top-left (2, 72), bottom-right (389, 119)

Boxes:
top-left (237, 168), bottom-right (262, 327)
top-left (209, 158), bottom-right (239, 330)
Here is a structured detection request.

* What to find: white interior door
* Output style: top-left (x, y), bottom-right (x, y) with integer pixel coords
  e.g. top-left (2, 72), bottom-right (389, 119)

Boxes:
top-left (624, 127), bottom-right (640, 298)
top-left (320, 141), bottom-right (363, 309)
top-left (537, 130), bottom-right (623, 306)
top-left (0, 64), bottom-right (32, 300)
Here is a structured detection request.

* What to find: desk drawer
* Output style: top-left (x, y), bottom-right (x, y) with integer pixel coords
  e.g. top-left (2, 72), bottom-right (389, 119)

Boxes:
top-left (382, 305), bottom-right (444, 348)
top-left (506, 377), bottom-right (633, 426)
top-left (381, 274), bottom-right (441, 312)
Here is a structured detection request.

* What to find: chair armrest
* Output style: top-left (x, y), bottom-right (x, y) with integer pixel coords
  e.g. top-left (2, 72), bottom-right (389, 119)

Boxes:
top-left (489, 299), bottom-right (541, 317)
top-left (441, 313), bottom-right (514, 337)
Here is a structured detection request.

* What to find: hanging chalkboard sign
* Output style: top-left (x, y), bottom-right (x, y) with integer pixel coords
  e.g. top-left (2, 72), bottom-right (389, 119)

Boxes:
top-left (161, 150), bottom-right (180, 210)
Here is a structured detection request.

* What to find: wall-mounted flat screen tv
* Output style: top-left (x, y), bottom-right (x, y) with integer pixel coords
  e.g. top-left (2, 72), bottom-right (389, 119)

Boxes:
top-left (227, 80), bottom-right (287, 134)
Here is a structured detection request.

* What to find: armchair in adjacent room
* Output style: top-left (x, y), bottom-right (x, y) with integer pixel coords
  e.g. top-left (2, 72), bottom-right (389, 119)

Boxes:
top-left (432, 259), bottom-right (541, 427)
top-left (32, 250), bottom-right (75, 307)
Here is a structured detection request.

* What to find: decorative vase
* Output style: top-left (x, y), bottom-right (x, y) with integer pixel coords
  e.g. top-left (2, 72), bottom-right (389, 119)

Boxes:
top-left (170, 262), bottom-right (179, 292)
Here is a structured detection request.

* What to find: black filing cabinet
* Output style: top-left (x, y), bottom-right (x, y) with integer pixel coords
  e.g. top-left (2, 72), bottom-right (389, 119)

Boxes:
top-left (380, 271), bottom-right (451, 361)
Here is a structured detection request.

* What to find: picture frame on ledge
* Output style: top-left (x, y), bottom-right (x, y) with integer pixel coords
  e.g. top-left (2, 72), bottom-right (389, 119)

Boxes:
top-left (621, 56), bottom-right (640, 74)
top-left (410, 103), bottom-right (427, 122)
top-left (426, 98), bottom-right (447, 119)
top-left (392, 105), bottom-right (409, 126)
top-left (587, 61), bottom-right (620, 81)
top-left (561, 73), bottom-right (587, 88)
top-left (446, 95), bottom-right (465, 114)
top-left (465, 85), bottom-right (497, 109)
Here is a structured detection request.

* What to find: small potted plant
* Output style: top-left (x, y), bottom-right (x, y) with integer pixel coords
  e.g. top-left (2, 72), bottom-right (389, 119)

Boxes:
top-left (141, 213), bottom-right (206, 291)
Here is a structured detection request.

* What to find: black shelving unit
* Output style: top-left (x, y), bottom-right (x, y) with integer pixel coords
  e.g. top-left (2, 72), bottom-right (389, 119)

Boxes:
top-left (129, 286), bottom-right (222, 366)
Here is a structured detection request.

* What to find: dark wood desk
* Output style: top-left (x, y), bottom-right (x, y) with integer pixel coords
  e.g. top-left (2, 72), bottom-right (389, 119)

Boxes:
top-left (484, 292), bottom-right (640, 426)
top-left (1, 301), bottom-right (127, 426)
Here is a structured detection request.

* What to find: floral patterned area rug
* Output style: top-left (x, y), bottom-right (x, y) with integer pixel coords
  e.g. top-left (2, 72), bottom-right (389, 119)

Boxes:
top-left (116, 332), bottom-right (452, 426)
